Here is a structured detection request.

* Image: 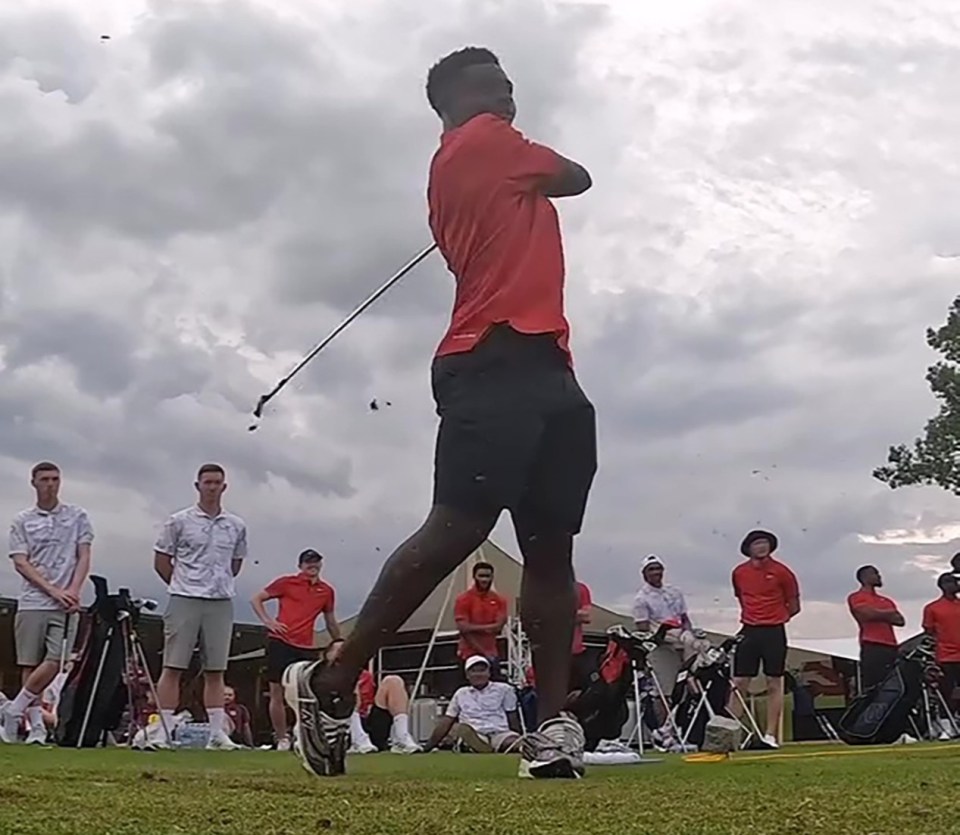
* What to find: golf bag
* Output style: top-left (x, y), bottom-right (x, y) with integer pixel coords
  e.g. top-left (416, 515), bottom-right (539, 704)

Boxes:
top-left (836, 652), bottom-right (924, 745)
top-left (56, 576), bottom-right (144, 747)
top-left (569, 627), bottom-right (658, 752)
top-left (669, 651), bottom-right (732, 748)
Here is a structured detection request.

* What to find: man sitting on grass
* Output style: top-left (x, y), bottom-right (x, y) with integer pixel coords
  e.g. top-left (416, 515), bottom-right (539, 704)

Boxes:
top-left (422, 656), bottom-right (521, 754)
top-left (349, 669), bottom-right (421, 754)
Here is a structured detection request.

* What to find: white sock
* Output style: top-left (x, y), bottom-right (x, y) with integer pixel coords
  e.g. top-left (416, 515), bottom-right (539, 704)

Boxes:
top-left (208, 708), bottom-right (225, 735)
top-left (26, 706), bottom-right (44, 732)
top-left (160, 709), bottom-right (176, 737)
top-left (392, 713), bottom-right (412, 742)
top-left (350, 711), bottom-right (371, 747)
top-left (9, 688), bottom-right (39, 717)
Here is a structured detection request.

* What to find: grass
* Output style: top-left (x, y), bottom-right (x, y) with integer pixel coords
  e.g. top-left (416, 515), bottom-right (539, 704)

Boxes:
top-left (1, 743), bottom-right (959, 834)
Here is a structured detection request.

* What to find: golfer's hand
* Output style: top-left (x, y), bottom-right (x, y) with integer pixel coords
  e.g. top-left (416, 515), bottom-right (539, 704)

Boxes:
top-left (327, 640), bottom-right (344, 661)
top-left (53, 588), bottom-right (79, 611)
top-left (265, 619), bottom-right (288, 636)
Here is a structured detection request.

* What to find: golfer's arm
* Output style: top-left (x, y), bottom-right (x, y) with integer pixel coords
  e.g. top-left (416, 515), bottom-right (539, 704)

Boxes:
top-left (251, 591), bottom-right (274, 624)
top-left (69, 543), bottom-right (92, 594)
top-left (12, 554), bottom-right (57, 596)
top-left (231, 558), bottom-right (242, 577)
top-left (424, 716), bottom-right (455, 751)
top-left (786, 597), bottom-right (801, 618)
top-left (153, 551), bottom-right (174, 585)
top-left (539, 155), bottom-right (592, 198)
top-left (852, 606), bottom-right (902, 625)
top-left (456, 620), bottom-right (492, 635)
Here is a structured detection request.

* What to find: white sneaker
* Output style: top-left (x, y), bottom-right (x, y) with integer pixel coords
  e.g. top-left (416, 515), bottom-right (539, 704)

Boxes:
top-left (206, 732), bottom-right (243, 751)
top-left (519, 714), bottom-right (585, 779)
top-left (0, 706), bottom-right (20, 744)
top-left (24, 726), bottom-right (47, 746)
top-left (349, 740), bottom-right (378, 755)
top-left (276, 738), bottom-right (292, 752)
top-left (389, 737), bottom-right (422, 754)
top-left (283, 659), bottom-right (353, 777)
top-left (761, 734), bottom-right (780, 749)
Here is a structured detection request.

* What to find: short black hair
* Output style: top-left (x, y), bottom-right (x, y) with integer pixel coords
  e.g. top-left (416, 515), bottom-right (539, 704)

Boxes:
top-left (426, 46), bottom-right (500, 115)
top-left (952, 552), bottom-right (960, 571)
top-left (196, 463), bottom-right (225, 480)
top-left (938, 572), bottom-right (956, 590)
top-left (31, 461), bottom-right (59, 479)
top-left (856, 565), bottom-right (876, 583)
top-left (472, 561), bottom-right (494, 577)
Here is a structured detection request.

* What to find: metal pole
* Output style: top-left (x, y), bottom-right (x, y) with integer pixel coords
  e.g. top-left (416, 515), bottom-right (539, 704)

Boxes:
top-left (410, 571), bottom-right (458, 700)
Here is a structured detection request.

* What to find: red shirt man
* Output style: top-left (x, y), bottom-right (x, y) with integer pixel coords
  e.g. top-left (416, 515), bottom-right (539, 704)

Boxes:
top-left (922, 573), bottom-right (960, 665)
top-left (454, 562), bottom-right (508, 663)
top-left (572, 582), bottom-right (592, 655)
top-left (848, 565), bottom-right (904, 691)
top-left (251, 549), bottom-right (342, 748)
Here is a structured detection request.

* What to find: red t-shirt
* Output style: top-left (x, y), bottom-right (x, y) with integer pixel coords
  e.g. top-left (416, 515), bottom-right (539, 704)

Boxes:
top-left (847, 588), bottom-right (899, 647)
top-left (572, 582), bottom-right (592, 655)
top-left (922, 597), bottom-right (960, 663)
top-left (454, 586), bottom-right (508, 660)
top-left (428, 113), bottom-right (571, 361)
top-left (263, 574), bottom-right (335, 650)
top-left (356, 670), bottom-right (376, 719)
top-left (732, 557), bottom-right (799, 626)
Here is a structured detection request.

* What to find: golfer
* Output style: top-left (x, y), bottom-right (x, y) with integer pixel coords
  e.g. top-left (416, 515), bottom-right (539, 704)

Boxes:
top-left (251, 549), bottom-right (341, 750)
top-left (730, 530), bottom-right (800, 749)
top-left (289, 46), bottom-right (594, 779)
top-left (151, 464), bottom-right (247, 750)
top-left (454, 562), bottom-right (507, 680)
top-left (922, 573), bottom-right (960, 738)
top-left (1, 462), bottom-right (92, 745)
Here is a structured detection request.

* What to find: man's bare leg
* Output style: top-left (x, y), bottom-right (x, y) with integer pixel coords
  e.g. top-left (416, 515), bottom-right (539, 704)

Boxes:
top-left (316, 505), bottom-right (497, 694)
top-left (765, 676), bottom-right (784, 739)
top-left (268, 682), bottom-right (288, 741)
top-left (514, 524), bottom-right (576, 724)
top-left (728, 677), bottom-right (750, 719)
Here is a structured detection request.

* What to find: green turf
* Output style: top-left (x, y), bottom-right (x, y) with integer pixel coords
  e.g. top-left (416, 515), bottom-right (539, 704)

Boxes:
top-left (0, 743), bottom-right (957, 834)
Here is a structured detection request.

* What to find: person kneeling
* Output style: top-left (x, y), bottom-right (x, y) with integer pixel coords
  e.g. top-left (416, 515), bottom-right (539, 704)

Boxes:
top-left (423, 656), bottom-right (521, 754)
top-left (349, 670), bottom-right (421, 754)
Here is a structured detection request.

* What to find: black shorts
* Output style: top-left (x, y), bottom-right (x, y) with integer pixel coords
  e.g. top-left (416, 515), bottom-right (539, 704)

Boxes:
top-left (940, 662), bottom-right (960, 703)
top-left (859, 643), bottom-right (898, 692)
top-left (431, 325), bottom-right (597, 535)
top-left (265, 638), bottom-right (318, 684)
top-left (362, 706), bottom-right (393, 751)
top-left (733, 625), bottom-right (787, 678)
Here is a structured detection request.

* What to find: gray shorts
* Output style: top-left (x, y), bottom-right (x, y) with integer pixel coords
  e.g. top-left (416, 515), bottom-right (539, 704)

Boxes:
top-left (163, 596), bottom-right (233, 672)
top-left (15, 610), bottom-right (78, 667)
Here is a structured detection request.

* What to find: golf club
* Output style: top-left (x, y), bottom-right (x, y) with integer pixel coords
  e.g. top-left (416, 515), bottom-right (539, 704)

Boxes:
top-left (248, 243), bottom-right (437, 430)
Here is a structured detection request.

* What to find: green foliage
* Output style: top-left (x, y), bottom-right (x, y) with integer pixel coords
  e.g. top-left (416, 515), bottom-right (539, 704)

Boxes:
top-left (874, 296), bottom-right (960, 494)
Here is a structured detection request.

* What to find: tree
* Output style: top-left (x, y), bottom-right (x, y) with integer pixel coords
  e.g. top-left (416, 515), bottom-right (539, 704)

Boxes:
top-left (874, 295), bottom-right (960, 495)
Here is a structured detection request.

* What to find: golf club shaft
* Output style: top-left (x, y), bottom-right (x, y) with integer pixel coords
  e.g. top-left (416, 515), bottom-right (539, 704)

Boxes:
top-left (252, 242), bottom-right (437, 419)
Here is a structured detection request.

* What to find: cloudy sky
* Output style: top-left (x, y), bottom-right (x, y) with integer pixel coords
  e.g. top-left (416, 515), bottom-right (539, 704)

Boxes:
top-left (1, 0), bottom-right (958, 645)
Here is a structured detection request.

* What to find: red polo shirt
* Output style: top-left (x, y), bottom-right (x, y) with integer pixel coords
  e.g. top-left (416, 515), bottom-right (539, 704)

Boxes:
top-left (428, 113), bottom-right (571, 361)
top-left (356, 670), bottom-right (376, 719)
top-left (847, 588), bottom-right (899, 647)
top-left (262, 574), bottom-right (335, 650)
top-left (572, 582), bottom-right (592, 655)
top-left (732, 557), bottom-right (799, 627)
top-left (922, 597), bottom-right (960, 663)
top-left (454, 586), bottom-right (508, 660)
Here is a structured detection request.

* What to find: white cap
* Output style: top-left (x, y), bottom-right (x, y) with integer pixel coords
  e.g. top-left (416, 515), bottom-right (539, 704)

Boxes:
top-left (464, 655), bottom-right (490, 672)
top-left (641, 554), bottom-right (665, 573)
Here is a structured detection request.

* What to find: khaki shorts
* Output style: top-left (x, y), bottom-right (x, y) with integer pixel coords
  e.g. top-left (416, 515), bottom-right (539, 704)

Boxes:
top-left (647, 645), bottom-right (683, 695)
top-left (163, 596), bottom-right (233, 672)
top-left (15, 610), bottom-right (78, 667)
top-left (450, 722), bottom-right (520, 754)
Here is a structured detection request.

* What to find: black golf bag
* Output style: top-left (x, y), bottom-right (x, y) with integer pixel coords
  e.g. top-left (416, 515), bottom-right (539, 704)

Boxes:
top-left (837, 652), bottom-right (924, 745)
top-left (669, 652), bottom-right (732, 748)
top-left (569, 627), bottom-right (659, 752)
top-left (56, 576), bottom-right (141, 747)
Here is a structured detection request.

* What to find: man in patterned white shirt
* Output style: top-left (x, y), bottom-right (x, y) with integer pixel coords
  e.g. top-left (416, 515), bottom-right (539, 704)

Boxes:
top-left (1, 462), bottom-right (92, 745)
top-left (633, 555), bottom-right (711, 725)
top-left (151, 463), bottom-right (247, 750)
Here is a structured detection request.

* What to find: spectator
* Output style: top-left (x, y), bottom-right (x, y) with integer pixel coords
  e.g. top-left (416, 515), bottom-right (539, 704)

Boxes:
top-left (571, 580), bottom-right (593, 691)
top-left (152, 463), bottom-right (247, 751)
top-left (922, 573), bottom-right (960, 739)
top-left (423, 656), bottom-right (521, 753)
top-left (223, 686), bottom-right (253, 748)
top-left (847, 566), bottom-right (904, 691)
top-left (730, 530), bottom-right (800, 749)
top-left (1, 462), bottom-right (92, 746)
top-left (454, 563), bottom-right (507, 679)
top-left (349, 669), bottom-right (421, 754)
top-left (251, 549), bottom-right (341, 750)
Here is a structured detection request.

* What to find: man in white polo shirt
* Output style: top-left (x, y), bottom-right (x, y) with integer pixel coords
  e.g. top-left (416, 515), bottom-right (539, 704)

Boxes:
top-left (422, 656), bottom-right (522, 754)
top-left (1, 461), bottom-right (92, 745)
top-left (151, 463), bottom-right (247, 750)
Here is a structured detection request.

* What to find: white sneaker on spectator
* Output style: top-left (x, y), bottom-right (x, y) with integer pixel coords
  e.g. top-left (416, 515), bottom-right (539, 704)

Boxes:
top-left (390, 737), bottom-right (422, 754)
top-left (761, 734), bottom-right (780, 749)
top-left (24, 726), bottom-right (47, 746)
top-left (206, 732), bottom-right (243, 751)
top-left (349, 740), bottom-right (378, 755)
top-left (0, 706), bottom-right (20, 744)
top-left (276, 738), bottom-right (292, 752)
